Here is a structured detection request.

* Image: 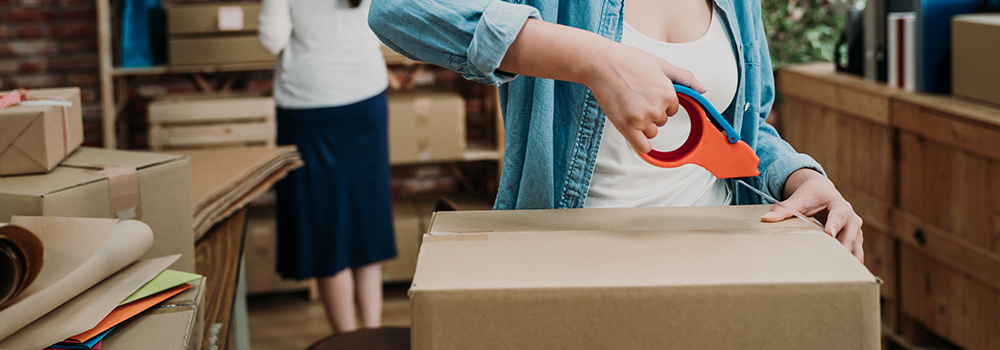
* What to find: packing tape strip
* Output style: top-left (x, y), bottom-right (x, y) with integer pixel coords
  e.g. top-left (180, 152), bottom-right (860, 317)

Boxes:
top-left (89, 166), bottom-right (140, 219)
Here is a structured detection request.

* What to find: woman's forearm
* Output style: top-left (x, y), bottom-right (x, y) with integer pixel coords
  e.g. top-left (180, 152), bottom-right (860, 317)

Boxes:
top-left (498, 19), bottom-right (614, 87)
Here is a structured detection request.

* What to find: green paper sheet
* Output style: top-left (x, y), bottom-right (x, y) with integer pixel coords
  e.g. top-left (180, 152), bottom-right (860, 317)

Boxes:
top-left (119, 270), bottom-right (201, 305)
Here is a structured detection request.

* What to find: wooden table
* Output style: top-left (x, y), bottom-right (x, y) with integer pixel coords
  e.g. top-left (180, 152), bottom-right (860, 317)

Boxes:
top-left (195, 208), bottom-right (249, 350)
top-left (177, 146), bottom-right (303, 350)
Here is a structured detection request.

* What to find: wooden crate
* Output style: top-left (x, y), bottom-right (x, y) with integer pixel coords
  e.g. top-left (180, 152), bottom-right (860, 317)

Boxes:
top-left (148, 96), bottom-right (276, 151)
top-left (891, 94), bottom-right (1000, 350)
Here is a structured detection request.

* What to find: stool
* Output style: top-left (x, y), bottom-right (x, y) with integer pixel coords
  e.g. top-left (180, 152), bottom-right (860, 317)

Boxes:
top-left (305, 327), bottom-right (410, 350)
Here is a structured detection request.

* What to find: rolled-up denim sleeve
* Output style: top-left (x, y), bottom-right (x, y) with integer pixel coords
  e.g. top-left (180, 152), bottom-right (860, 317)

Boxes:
top-left (369, 0), bottom-right (540, 85)
top-left (754, 23), bottom-right (825, 200)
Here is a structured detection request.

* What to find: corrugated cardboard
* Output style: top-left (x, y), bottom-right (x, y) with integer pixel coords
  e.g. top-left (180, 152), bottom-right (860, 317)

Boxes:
top-left (168, 36), bottom-right (275, 67)
top-left (0, 87), bottom-right (83, 176)
top-left (953, 14), bottom-right (1000, 106)
top-left (245, 204), bottom-right (311, 294)
top-left (388, 91), bottom-right (466, 164)
top-left (381, 197), bottom-right (422, 282)
top-left (103, 277), bottom-right (207, 350)
top-left (0, 147), bottom-right (196, 272)
top-left (166, 2), bottom-right (260, 35)
top-left (413, 205), bottom-right (880, 350)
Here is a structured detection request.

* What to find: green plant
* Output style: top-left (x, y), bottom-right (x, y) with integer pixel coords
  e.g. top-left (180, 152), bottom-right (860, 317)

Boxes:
top-left (762, 0), bottom-right (861, 67)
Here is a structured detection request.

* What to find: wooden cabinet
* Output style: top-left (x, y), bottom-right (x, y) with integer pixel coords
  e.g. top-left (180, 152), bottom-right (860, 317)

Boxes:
top-left (778, 63), bottom-right (901, 331)
top-left (778, 63), bottom-right (1000, 350)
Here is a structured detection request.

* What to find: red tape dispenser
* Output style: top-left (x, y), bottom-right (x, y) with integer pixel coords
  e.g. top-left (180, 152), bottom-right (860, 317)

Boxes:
top-left (637, 84), bottom-right (760, 178)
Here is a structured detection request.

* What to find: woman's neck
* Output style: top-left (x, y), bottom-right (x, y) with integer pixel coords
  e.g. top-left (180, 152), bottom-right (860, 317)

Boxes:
top-left (623, 0), bottom-right (713, 44)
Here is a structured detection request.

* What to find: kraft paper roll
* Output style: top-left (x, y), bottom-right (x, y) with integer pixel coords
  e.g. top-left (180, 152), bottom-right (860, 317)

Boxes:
top-left (0, 217), bottom-right (154, 341)
top-left (0, 224), bottom-right (44, 308)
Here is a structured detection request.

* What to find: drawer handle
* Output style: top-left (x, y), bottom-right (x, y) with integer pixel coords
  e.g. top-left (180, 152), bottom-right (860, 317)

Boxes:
top-left (913, 228), bottom-right (926, 245)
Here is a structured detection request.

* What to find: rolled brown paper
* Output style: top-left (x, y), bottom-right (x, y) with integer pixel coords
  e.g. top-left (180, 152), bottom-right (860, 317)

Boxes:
top-left (0, 224), bottom-right (43, 308)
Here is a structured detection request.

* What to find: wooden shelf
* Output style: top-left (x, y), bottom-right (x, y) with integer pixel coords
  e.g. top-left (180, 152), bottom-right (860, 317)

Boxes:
top-left (463, 143), bottom-right (502, 161)
top-left (112, 62), bottom-right (275, 77)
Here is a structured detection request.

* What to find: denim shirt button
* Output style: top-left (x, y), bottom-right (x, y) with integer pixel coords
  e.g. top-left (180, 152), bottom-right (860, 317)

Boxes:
top-left (743, 103), bottom-right (751, 111)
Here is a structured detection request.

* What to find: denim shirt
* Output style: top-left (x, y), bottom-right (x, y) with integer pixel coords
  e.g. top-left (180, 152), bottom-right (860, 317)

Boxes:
top-left (370, 0), bottom-right (824, 209)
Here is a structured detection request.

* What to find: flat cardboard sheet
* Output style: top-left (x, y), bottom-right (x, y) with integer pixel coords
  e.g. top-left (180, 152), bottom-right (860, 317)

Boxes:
top-left (0, 255), bottom-right (179, 350)
top-left (0, 217), bottom-right (154, 342)
top-left (412, 205), bottom-right (880, 350)
top-left (0, 88), bottom-right (83, 176)
top-left (168, 146), bottom-right (301, 240)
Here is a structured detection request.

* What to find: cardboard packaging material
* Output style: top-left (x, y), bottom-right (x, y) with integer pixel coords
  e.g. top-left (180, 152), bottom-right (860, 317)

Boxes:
top-left (381, 197), bottom-right (423, 282)
top-left (103, 277), bottom-right (207, 350)
top-left (0, 147), bottom-right (195, 272)
top-left (166, 2), bottom-right (260, 35)
top-left (168, 36), bottom-right (275, 67)
top-left (413, 205), bottom-right (880, 350)
top-left (953, 14), bottom-right (1000, 106)
top-left (165, 2), bottom-right (274, 66)
top-left (388, 91), bottom-right (466, 164)
top-left (0, 87), bottom-right (83, 176)
top-left (0, 216), bottom-right (160, 346)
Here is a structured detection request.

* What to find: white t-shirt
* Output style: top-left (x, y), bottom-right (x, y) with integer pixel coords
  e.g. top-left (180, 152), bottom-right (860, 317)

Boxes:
top-left (258, 0), bottom-right (388, 109)
top-left (585, 7), bottom-right (739, 208)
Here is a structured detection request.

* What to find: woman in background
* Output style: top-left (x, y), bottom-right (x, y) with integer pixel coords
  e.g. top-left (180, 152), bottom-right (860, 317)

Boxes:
top-left (259, 0), bottom-right (396, 333)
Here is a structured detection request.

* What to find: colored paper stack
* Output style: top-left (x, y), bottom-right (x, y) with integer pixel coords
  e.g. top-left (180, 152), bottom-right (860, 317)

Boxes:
top-left (0, 216), bottom-right (188, 350)
top-left (43, 270), bottom-right (202, 350)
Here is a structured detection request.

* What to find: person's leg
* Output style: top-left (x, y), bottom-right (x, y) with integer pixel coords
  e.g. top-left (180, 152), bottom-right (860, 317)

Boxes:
top-left (352, 263), bottom-right (383, 328)
top-left (317, 268), bottom-right (358, 333)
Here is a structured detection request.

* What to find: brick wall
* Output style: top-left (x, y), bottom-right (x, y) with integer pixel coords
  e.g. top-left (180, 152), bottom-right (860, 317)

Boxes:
top-left (1, 0), bottom-right (102, 146)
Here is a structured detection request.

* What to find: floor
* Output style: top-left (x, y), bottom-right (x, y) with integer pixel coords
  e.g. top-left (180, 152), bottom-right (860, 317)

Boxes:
top-left (247, 283), bottom-right (412, 350)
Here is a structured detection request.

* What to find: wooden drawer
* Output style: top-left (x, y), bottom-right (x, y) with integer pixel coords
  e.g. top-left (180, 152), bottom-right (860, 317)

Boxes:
top-left (893, 96), bottom-right (1000, 257)
top-left (900, 244), bottom-right (1000, 350)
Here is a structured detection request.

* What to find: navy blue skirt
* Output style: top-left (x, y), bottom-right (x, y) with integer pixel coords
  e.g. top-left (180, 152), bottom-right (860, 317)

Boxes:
top-left (275, 91), bottom-right (397, 280)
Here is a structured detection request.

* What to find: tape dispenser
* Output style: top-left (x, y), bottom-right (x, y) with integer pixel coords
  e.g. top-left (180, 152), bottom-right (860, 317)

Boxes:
top-left (637, 84), bottom-right (760, 179)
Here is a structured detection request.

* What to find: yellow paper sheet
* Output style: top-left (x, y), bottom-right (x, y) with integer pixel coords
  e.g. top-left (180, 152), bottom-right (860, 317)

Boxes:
top-left (119, 269), bottom-right (201, 305)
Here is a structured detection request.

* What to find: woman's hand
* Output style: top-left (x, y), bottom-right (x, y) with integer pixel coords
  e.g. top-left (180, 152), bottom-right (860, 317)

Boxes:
top-left (499, 19), bottom-right (706, 153)
top-left (761, 168), bottom-right (864, 263)
top-left (583, 45), bottom-right (707, 153)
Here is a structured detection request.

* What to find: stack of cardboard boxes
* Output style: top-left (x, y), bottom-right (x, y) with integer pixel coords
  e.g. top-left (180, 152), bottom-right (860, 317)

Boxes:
top-left (165, 2), bottom-right (275, 66)
top-left (0, 87), bottom-right (203, 349)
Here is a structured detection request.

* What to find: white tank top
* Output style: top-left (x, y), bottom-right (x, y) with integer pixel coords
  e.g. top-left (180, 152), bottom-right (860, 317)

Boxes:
top-left (585, 7), bottom-right (739, 208)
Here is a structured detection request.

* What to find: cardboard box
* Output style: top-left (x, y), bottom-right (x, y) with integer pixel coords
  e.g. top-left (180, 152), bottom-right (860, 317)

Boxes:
top-left (166, 2), bottom-right (261, 35)
top-left (0, 147), bottom-right (196, 272)
top-left (0, 87), bottom-right (83, 176)
top-left (103, 277), bottom-right (207, 350)
top-left (953, 14), bottom-right (1000, 106)
top-left (413, 205), bottom-right (880, 350)
top-left (168, 36), bottom-right (275, 67)
top-left (244, 204), bottom-right (311, 294)
top-left (388, 91), bottom-right (466, 164)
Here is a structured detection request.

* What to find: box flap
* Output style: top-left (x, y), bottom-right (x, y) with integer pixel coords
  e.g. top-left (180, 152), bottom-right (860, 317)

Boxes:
top-left (413, 229), bottom-right (874, 291)
top-left (428, 205), bottom-right (818, 235)
top-left (0, 166), bottom-right (107, 196)
top-left (60, 147), bottom-right (188, 171)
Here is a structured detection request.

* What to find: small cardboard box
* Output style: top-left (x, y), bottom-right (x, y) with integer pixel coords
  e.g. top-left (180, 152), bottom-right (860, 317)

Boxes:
top-left (166, 2), bottom-right (261, 35)
top-left (103, 277), bottom-right (207, 350)
top-left (953, 14), bottom-right (1000, 106)
top-left (388, 91), bottom-right (466, 164)
top-left (168, 36), bottom-right (275, 67)
top-left (0, 147), bottom-right (196, 272)
top-left (165, 2), bottom-right (274, 66)
top-left (413, 205), bottom-right (880, 350)
top-left (0, 87), bottom-right (83, 176)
